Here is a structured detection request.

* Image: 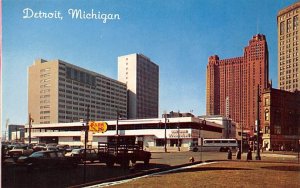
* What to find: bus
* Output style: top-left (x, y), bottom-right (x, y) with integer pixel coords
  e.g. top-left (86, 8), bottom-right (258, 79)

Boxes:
top-left (190, 138), bottom-right (238, 152)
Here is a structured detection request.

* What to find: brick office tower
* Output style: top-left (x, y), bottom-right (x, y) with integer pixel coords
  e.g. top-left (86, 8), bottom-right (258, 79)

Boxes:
top-left (277, 2), bottom-right (300, 92)
top-left (206, 34), bottom-right (269, 133)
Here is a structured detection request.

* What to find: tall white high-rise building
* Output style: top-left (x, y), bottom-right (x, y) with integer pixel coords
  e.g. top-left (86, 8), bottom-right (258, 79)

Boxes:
top-left (118, 53), bottom-right (159, 119)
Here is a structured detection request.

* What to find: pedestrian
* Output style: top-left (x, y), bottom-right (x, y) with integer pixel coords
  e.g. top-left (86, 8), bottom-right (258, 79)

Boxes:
top-left (227, 149), bottom-right (232, 160)
top-left (236, 148), bottom-right (241, 160)
top-left (247, 149), bottom-right (252, 161)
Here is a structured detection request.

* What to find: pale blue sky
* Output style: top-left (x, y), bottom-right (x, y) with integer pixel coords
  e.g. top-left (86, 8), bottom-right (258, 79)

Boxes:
top-left (2, 0), bottom-right (298, 131)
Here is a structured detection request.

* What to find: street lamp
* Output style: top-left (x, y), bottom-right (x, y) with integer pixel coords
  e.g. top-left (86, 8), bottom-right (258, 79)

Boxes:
top-left (255, 85), bottom-right (261, 160)
top-left (83, 106), bottom-right (90, 183)
top-left (177, 123), bottom-right (180, 152)
top-left (28, 113), bottom-right (34, 144)
top-left (200, 119), bottom-right (206, 162)
top-left (164, 113), bottom-right (168, 153)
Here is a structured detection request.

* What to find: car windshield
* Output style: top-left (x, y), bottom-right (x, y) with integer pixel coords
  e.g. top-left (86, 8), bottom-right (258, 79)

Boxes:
top-left (13, 146), bottom-right (25, 149)
top-left (71, 149), bottom-right (81, 154)
top-left (30, 152), bottom-right (44, 158)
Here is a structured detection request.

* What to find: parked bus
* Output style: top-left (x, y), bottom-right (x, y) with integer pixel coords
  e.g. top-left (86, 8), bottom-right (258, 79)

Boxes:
top-left (189, 138), bottom-right (238, 152)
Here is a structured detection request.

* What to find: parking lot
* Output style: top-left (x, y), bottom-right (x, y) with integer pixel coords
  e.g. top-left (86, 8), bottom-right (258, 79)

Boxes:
top-left (2, 151), bottom-right (226, 188)
top-left (2, 151), bottom-right (299, 188)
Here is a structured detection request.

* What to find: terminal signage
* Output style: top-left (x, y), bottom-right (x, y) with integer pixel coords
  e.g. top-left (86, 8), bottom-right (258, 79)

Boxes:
top-left (88, 121), bottom-right (108, 133)
top-left (169, 130), bottom-right (191, 138)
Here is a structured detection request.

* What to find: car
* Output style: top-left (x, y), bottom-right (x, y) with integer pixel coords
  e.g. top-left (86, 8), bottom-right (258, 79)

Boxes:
top-left (17, 150), bottom-right (79, 171)
top-left (33, 143), bottom-right (47, 152)
top-left (46, 146), bottom-right (58, 151)
top-left (57, 144), bottom-right (72, 153)
top-left (8, 145), bottom-right (34, 159)
top-left (65, 148), bottom-right (98, 163)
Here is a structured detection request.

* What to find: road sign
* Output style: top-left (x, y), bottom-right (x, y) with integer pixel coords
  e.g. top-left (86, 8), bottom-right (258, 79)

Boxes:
top-left (89, 121), bottom-right (108, 133)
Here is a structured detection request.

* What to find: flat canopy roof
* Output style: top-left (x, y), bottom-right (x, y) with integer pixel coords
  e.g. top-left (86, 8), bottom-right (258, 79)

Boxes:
top-left (25, 117), bottom-right (224, 129)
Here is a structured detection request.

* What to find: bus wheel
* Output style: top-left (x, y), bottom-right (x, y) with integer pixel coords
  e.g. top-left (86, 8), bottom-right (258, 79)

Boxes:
top-left (193, 148), bottom-right (198, 152)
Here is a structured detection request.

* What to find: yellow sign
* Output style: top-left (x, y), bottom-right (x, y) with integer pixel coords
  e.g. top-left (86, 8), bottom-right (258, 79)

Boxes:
top-left (88, 121), bottom-right (108, 133)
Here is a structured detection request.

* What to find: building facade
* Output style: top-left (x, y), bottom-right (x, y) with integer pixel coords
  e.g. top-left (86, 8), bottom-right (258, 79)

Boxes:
top-left (8, 124), bottom-right (25, 141)
top-left (277, 2), bottom-right (300, 92)
top-left (24, 117), bottom-right (225, 151)
top-left (261, 87), bottom-right (300, 151)
top-left (28, 59), bottom-right (127, 124)
top-left (118, 53), bottom-right (159, 119)
top-left (206, 34), bottom-right (269, 133)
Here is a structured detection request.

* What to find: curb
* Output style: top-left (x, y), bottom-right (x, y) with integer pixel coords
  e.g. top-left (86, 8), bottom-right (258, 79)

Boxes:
top-left (67, 161), bottom-right (204, 188)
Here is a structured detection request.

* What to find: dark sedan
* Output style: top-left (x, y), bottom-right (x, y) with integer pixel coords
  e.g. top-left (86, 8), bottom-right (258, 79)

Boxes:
top-left (17, 150), bottom-right (79, 171)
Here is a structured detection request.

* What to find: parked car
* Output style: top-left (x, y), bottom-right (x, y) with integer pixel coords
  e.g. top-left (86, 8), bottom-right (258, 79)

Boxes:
top-left (8, 145), bottom-right (34, 159)
top-left (2, 144), bottom-right (9, 162)
top-left (57, 145), bottom-right (72, 153)
top-left (46, 146), bottom-right (58, 151)
top-left (65, 148), bottom-right (98, 163)
top-left (17, 150), bottom-right (79, 171)
top-left (33, 143), bottom-right (47, 152)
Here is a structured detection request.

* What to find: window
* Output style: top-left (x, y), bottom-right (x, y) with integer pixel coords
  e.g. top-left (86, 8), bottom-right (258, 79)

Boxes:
top-left (155, 139), bottom-right (165, 146)
top-left (264, 97), bottom-right (270, 106)
top-left (264, 109), bottom-right (269, 121)
top-left (73, 136), bottom-right (80, 141)
top-left (274, 125), bottom-right (281, 134)
top-left (265, 126), bottom-right (270, 134)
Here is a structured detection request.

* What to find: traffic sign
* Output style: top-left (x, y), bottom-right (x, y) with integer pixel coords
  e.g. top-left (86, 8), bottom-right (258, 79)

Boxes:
top-left (88, 121), bottom-right (108, 133)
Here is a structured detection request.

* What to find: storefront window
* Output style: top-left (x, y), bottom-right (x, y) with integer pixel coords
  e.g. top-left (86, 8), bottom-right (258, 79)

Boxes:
top-left (155, 139), bottom-right (165, 146)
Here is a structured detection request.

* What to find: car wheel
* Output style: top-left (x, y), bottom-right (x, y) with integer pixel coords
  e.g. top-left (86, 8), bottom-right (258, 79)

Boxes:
top-left (106, 159), bottom-right (115, 167)
top-left (121, 158), bottom-right (130, 168)
top-left (144, 158), bottom-right (150, 165)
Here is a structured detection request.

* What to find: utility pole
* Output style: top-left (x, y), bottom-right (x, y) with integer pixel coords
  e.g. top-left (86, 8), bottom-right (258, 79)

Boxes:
top-left (164, 112), bottom-right (167, 153)
top-left (83, 106), bottom-right (90, 183)
top-left (255, 85), bottom-right (261, 160)
top-left (177, 123), bottom-right (180, 151)
top-left (28, 114), bottom-right (34, 144)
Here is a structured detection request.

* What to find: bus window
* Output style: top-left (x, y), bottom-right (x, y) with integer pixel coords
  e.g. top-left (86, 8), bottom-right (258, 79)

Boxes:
top-left (215, 141), bottom-right (221, 143)
top-left (229, 140), bottom-right (236, 143)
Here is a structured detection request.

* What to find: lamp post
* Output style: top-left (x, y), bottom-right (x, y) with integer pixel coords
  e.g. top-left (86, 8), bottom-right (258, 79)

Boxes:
top-left (255, 85), bottom-right (261, 160)
top-left (83, 106), bottom-right (90, 183)
top-left (164, 113), bottom-right (167, 153)
top-left (28, 113), bottom-right (34, 144)
top-left (200, 119), bottom-right (206, 162)
top-left (177, 123), bottom-right (180, 152)
top-left (241, 123), bottom-right (243, 154)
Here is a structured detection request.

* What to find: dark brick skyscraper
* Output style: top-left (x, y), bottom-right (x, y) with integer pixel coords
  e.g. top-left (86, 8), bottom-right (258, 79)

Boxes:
top-left (206, 34), bottom-right (269, 132)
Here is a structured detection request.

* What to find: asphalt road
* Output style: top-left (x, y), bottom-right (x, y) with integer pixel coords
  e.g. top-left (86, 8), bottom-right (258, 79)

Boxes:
top-left (1, 151), bottom-right (299, 188)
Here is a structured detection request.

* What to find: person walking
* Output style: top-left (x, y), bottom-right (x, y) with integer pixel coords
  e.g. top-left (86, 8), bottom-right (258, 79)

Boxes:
top-left (227, 149), bottom-right (232, 160)
top-left (247, 149), bottom-right (252, 161)
top-left (236, 148), bottom-right (241, 160)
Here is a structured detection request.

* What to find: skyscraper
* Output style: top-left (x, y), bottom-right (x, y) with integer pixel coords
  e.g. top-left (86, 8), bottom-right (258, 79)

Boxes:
top-left (277, 2), bottom-right (300, 92)
top-left (206, 34), bottom-right (269, 132)
top-left (118, 53), bottom-right (159, 119)
top-left (28, 59), bottom-right (127, 124)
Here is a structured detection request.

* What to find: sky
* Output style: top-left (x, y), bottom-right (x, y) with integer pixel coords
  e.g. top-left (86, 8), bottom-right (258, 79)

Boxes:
top-left (1, 0), bottom-right (299, 132)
